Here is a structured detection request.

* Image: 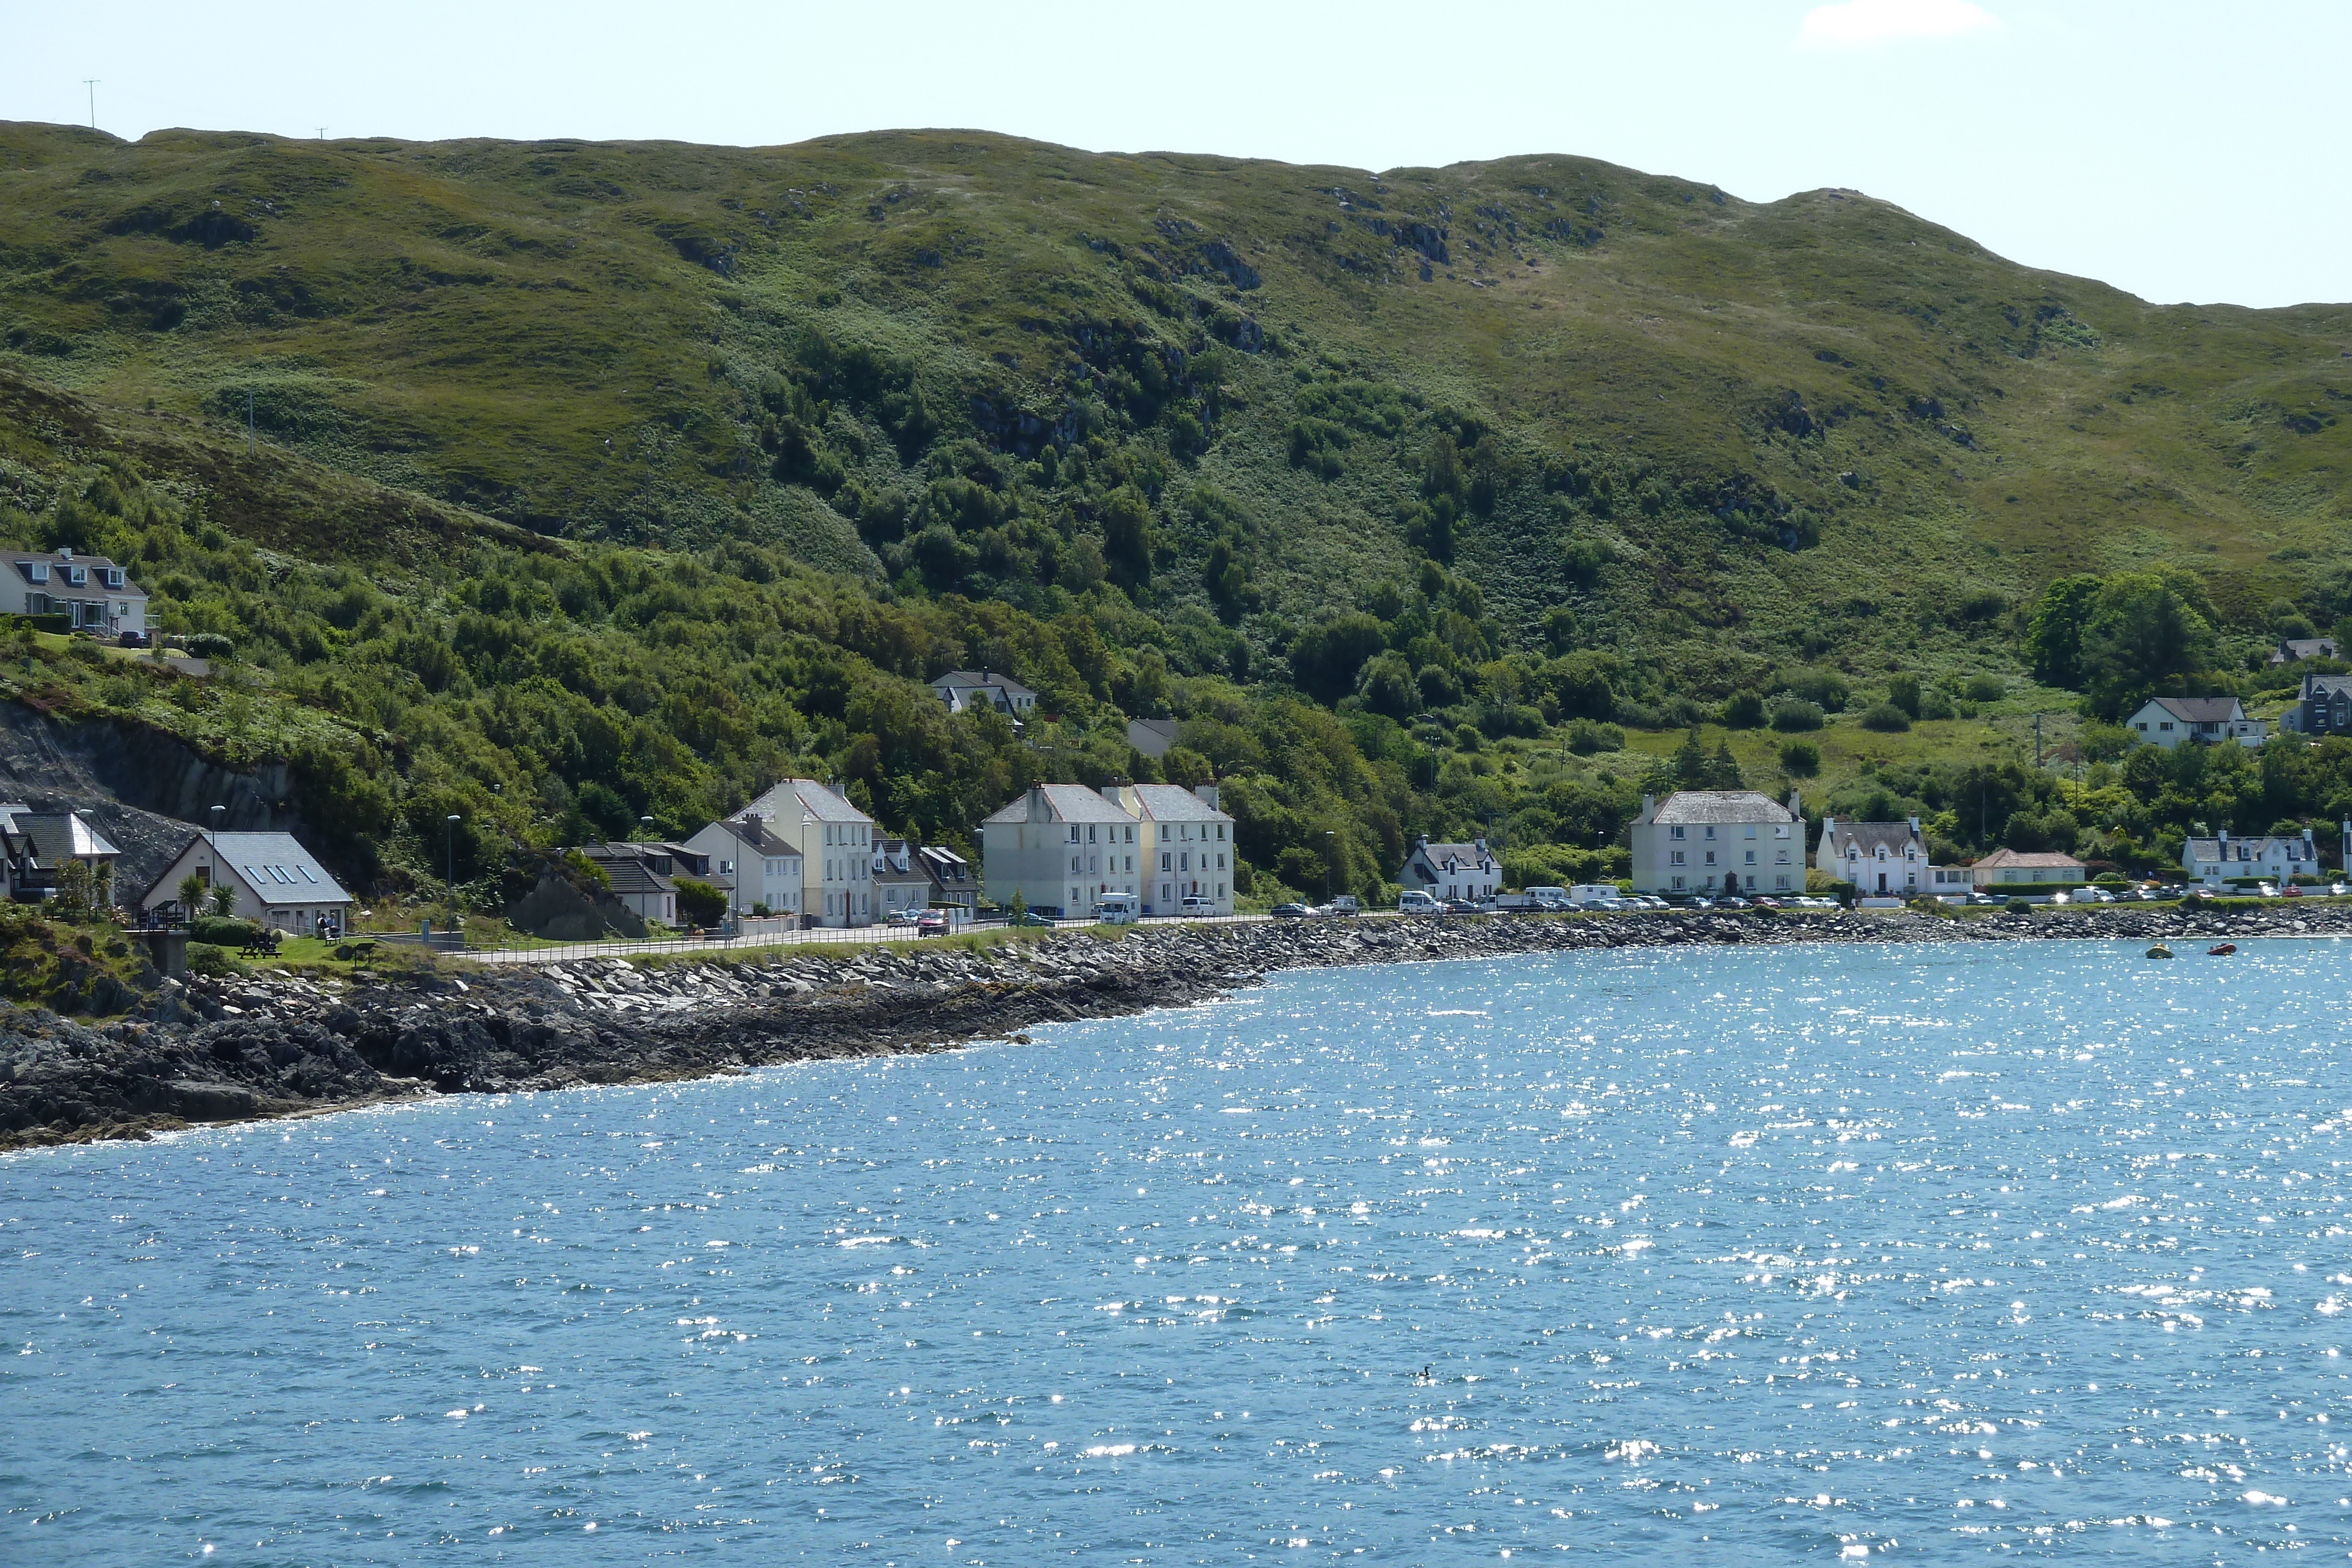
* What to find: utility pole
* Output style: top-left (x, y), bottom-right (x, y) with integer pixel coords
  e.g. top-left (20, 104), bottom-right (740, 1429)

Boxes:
top-left (82, 81), bottom-right (98, 130)
top-left (445, 814), bottom-right (461, 928)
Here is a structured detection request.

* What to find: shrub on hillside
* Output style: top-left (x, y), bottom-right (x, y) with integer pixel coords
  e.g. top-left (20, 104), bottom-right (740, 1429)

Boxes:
top-left (185, 632), bottom-right (234, 660)
top-left (1565, 719), bottom-right (1625, 754)
top-left (1964, 674), bottom-right (2007, 702)
top-left (1888, 673), bottom-right (1922, 717)
top-left (1769, 699), bottom-right (1825, 732)
top-left (1778, 738), bottom-right (1822, 777)
top-left (1785, 670), bottom-right (1850, 713)
top-left (1859, 703), bottom-right (1912, 733)
top-left (185, 942), bottom-right (240, 978)
top-left (1720, 690), bottom-right (1767, 729)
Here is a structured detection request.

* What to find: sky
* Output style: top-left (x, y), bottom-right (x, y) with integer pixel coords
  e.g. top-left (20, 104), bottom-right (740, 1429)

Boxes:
top-left (4, 0), bottom-right (2343, 309)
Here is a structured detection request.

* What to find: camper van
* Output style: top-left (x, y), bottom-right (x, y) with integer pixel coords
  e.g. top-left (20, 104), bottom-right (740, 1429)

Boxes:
top-left (1398, 889), bottom-right (1441, 914)
top-left (1097, 892), bottom-right (1140, 925)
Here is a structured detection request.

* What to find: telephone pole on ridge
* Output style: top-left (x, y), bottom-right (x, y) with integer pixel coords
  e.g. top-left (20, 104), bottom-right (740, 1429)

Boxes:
top-left (82, 80), bottom-right (98, 130)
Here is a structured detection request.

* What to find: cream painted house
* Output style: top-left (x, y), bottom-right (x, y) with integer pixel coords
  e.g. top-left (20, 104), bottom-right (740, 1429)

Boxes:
top-left (1630, 790), bottom-right (1803, 896)
top-left (980, 783), bottom-right (1147, 920)
top-left (138, 830), bottom-right (353, 935)
top-left (1102, 782), bottom-right (1235, 915)
top-left (740, 778), bottom-right (874, 927)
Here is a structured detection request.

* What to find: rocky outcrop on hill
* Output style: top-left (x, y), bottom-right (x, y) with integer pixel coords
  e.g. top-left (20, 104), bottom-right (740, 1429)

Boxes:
top-left (6, 902), bottom-right (2349, 1151)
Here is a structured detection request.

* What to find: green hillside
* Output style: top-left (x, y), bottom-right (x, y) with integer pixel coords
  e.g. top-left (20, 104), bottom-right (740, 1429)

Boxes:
top-left (3, 121), bottom-right (2351, 903)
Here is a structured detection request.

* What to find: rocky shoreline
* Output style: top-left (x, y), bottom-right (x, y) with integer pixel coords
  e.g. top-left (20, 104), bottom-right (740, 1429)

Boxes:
top-left (5, 902), bottom-right (2347, 1152)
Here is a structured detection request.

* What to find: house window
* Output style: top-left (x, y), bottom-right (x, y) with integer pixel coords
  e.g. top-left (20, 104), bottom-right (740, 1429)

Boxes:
top-left (1160, 852), bottom-right (1172, 871)
top-left (1670, 826), bottom-right (1685, 840)
top-left (1068, 826), bottom-right (1081, 844)
top-left (1669, 850), bottom-right (1684, 866)
top-left (2159, 721), bottom-right (2173, 731)
top-left (1744, 851), bottom-right (1756, 865)
top-left (1671, 876), bottom-right (1685, 891)
top-left (1704, 851), bottom-right (1716, 866)
top-left (1776, 875), bottom-right (1790, 890)
top-left (1703, 826), bottom-right (1716, 840)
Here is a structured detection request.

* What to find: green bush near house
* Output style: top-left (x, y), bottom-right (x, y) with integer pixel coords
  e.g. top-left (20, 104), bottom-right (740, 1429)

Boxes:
top-left (185, 942), bottom-right (240, 978)
top-left (187, 915), bottom-right (262, 947)
top-left (674, 878), bottom-right (727, 927)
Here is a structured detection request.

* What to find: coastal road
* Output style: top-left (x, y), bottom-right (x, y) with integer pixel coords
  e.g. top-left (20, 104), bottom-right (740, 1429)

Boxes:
top-left (459, 911), bottom-right (1279, 966)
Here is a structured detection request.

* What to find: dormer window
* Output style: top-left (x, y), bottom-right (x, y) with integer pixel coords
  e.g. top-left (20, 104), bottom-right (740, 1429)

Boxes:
top-left (103, 568), bottom-right (123, 588)
top-left (18, 562), bottom-right (45, 583)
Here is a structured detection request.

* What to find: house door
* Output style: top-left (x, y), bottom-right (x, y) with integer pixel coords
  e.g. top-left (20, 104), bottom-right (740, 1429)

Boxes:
top-left (1876, 871), bottom-right (1887, 894)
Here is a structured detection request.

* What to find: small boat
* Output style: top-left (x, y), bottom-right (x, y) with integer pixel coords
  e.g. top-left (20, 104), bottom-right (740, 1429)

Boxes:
top-left (2146, 944), bottom-right (2173, 959)
top-left (2207, 942), bottom-right (2238, 957)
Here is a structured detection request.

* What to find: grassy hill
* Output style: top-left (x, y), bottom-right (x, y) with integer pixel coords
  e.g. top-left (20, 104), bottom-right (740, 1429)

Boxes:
top-left (2, 121), bottom-right (2351, 904)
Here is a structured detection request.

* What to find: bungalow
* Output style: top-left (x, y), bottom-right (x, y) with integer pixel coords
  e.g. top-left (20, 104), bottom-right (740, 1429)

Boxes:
top-left (1404, 836), bottom-right (1501, 904)
top-left (1629, 790), bottom-right (1804, 896)
top-left (683, 813), bottom-right (804, 919)
top-left (2280, 673), bottom-right (2352, 738)
top-left (138, 830), bottom-right (354, 936)
top-left (2182, 827), bottom-right (2321, 887)
top-left (0, 804), bottom-right (119, 905)
top-left (3, 547), bottom-right (147, 637)
top-left (1969, 848), bottom-right (2087, 894)
top-left (930, 668), bottom-right (1037, 721)
top-left (2125, 694), bottom-right (2265, 749)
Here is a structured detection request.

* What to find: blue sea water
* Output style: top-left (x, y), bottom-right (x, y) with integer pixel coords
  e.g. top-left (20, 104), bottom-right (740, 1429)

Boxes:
top-left (7, 939), bottom-right (2352, 1563)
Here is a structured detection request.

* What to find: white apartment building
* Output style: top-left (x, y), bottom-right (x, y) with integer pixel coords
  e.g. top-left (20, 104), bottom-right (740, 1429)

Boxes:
top-left (740, 777), bottom-right (875, 927)
top-left (1630, 789), bottom-right (1803, 896)
top-left (684, 812), bottom-right (805, 918)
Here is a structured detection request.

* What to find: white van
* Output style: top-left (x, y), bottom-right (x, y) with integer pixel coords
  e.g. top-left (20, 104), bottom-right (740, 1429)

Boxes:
top-left (1097, 892), bottom-right (1139, 925)
top-left (1398, 889), bottom-right (1441, 914)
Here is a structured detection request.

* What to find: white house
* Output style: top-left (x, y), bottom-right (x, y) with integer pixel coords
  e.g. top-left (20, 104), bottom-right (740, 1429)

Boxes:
top-left (684, 813), bottom-right (804, 919)
top-left (2126, 695), bottom-right (2264, 749)
top-left (740, 778), bottom-right (875, 927)
top-left (1402, 837), bottom-right (1499, 903)
top-left (2182, 827), bottom-right (2321, 887)
top-left (4, 548), bottom-right (147, 637)
top-left (1631, 790), bottom-right (1803, 896)
top-left (138, 830), bottom-right (354, 936)
top-left (980, 783), bottom-right (1148, 920)
top-left (1126, 718), bottom-right (1180, 758)
top-left (930, 668), bottom-right (1038, 721)
top-left (1818, 815), bottom-right (1935, 898)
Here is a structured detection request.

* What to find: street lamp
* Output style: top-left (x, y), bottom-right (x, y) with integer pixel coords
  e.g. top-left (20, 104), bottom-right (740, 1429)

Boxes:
top-left (445, 814), bottom-right (460, 927)
top-left (204, 804), bottom-right (224, 920)
top-left (1324, 829), bottom-right (1335, 907)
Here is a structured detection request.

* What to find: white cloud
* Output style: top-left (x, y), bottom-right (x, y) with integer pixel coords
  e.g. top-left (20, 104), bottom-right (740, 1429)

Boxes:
top-left (1799, 0), bottom-right (2000, 46)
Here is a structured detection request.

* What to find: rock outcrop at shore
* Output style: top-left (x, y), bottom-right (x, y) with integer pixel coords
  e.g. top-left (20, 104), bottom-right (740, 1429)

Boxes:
top-left (5, 902), bottom-right (2347, 1151)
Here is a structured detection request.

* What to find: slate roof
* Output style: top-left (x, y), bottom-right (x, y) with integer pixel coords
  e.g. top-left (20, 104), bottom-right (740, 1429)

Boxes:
top-left (2302, 673), bottom-right (2352, 699)
top-left (702, 815), bottom-right (799, 858)
top-left (197, 832), bottom-right (352, 903)
top-left (1126, 718), bottom-right (1181, 757)
top-left (1822, 820), bottom-right (1920, 857)
top-left (2146, 696), bottom-right (2247, 724)
top-left (580, 846), bottom-right (676, 897)
top-left (2276, 638), bottom-right (2341, 663)
top-left (2184, 834), bottom-right (2312, 864)
top-left (8, 549), bottom-right (147, 598)
top-left (1127, 783), bottom-right (1230, 822)
top-left (931, 670), bottom-right (1037, 698)
top-left (1412, 840), bottom-right (1494, 871)
top-left (982, 783), bottom-right (1137, 825)
top-left (11, 811), bottom-right (119, 862)
top-left (747, 778), bottom-right (871, 825)
top-left (1650, 790), bottom-right (1797, 825)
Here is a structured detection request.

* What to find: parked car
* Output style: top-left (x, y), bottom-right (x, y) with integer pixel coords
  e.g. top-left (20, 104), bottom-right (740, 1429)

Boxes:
top-left (2284, 884), bottom-right (2306, 898)
top-left (1325, 894), bottom-right (1361, 917)
top-left (887, 909), bottom-right (922, 926)
top-left (1180, 896), bottom-right (1216, 916)
top-left (118, 629), bottom-right (149, 648)
top-left (1013, 910), bottom-right (1054, 927)
top-left (1716, 895), bottom-right (1750, 910)
top-left (2333, 882), bottom-right (2350, 897)
top-left (1753, 896), bottom-right (1783, 909)
top-left (1442, 899), bottom-right (1483, 915)
top-left (916, 910), bottom-right (949, 935)
top-left (1398, 890), bottom-right (1441, 914)
top-left (1271, 902), bottom-right (1317, 920)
